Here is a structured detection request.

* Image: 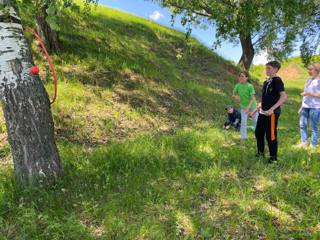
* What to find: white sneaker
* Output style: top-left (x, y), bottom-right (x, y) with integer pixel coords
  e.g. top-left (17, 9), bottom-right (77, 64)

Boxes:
top-left (295, 143), bottom-right (308, 149)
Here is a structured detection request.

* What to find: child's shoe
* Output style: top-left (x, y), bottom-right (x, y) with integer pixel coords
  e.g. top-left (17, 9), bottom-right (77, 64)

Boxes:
top-left (294, 143), bottom-right (308, 149)
top-left (268, 157), bottom-right (277, 164)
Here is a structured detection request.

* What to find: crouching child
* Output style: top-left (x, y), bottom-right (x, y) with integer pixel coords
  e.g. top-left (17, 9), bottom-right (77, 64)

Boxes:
top-left (224, 104), bottom-right (241, 131)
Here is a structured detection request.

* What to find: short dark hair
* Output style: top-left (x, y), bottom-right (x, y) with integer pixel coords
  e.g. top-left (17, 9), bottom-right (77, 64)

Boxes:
top-left (239, 70), bottom-right (250, 78)
top-left (225, 104), bottom-right (233, 110)
top-left (239, 70), bottom-right (251, 82)
top-left (266, 61), bottom-right (281, 70)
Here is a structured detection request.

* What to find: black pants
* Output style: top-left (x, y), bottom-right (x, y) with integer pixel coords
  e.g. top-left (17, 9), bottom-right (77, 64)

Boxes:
top-left (255, 113), bottom-right (280, 159)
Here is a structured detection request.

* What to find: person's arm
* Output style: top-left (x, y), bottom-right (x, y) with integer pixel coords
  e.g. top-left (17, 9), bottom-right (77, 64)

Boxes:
top-left (233, 113), bottom-right (240, 125)
top-left (299, 90), bottom-right (320, 114)
top-left (245, 95), bottom-right (255, 113)
top-left (249, 103), bottom-right (260, 117)
top-left (301, 80), bottom-right (320, 97)
top-left (232, 85), bottom-right (240, 102)
top-left (265, 91), bottom-right (288, 116)
top-left (224, 119), bottom-right (231, 129)
top-left (233, 95), bottom-right (240, 102)
top-left (302, 92), bottom-right (320, 97)
top-left (299, 81), bottom-right (308, 114)
top-left (245, 86), bottom-right (257, 114)
top-left (233, 111), bottom-right (241, 125)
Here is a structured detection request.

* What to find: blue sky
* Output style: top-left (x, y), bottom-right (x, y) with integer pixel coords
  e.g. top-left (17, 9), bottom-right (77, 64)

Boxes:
top-left (99, 0), bottom-right (271, 64)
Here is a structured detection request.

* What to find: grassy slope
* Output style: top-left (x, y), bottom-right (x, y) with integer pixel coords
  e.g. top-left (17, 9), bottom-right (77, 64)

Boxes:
top-left (50, 6), bottom-right (238, 144)
top-left (0, 4), bottom-right (319, 240)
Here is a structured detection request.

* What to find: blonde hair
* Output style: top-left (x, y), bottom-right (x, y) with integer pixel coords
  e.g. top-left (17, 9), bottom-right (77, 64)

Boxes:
top-left (308, 63), bottom-right (320, 74)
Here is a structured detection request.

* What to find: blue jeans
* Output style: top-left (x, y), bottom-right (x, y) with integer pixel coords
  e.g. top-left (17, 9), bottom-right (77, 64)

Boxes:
top-left (300, 108), bottom-right (320, 146)
top-left (240, 109), bottom-right (258, 140)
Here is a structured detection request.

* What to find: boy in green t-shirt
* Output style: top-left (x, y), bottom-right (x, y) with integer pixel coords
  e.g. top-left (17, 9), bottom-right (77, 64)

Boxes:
top-left (233, 71), bottom-right (258, 142)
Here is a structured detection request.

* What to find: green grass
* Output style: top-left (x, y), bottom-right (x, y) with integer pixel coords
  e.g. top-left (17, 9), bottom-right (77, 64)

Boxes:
top-left (36, 5), bottom-right (238, 144)
top-left (0, 3), bottom-right (319, 240)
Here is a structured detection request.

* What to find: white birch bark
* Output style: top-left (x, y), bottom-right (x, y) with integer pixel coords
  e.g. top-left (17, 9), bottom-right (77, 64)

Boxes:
top-left (0, 0), bottom-right (62, 184)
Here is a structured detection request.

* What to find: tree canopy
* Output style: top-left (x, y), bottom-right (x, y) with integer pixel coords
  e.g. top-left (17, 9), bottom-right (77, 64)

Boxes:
top-left (150, 0), bottom-right (319, 69)
top-left (17, 0), bottom-right (99, 52)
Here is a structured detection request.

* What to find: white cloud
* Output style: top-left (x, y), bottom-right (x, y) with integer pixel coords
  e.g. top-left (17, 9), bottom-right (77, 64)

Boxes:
top-left (149, 10), bottom-right (164, 21)
top-left (253, 51), bottom-right (269, 65)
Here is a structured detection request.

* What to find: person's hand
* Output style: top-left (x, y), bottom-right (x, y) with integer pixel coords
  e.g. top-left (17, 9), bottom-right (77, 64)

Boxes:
top-left (233, 95), bottom-right (240, 102)
top-left (244, 107), bottom-right (250, 114)
top-left (225, 125), bottom-right (230, 130)
top-left (301, 92), bottom-right (311, 97)
top-left (265, 108), bottom-right (274, 116)
top-left (256, 103), bottom-right (261, 110)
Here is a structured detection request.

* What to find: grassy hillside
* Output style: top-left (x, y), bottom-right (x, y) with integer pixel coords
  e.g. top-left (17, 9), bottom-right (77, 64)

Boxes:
top-left (41, 5), bottom-right (239, 145)
top-left (0, 4), bottom-right (319, 240)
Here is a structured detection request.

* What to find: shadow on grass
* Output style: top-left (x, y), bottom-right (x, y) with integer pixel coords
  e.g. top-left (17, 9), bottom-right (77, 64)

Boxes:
top-left (1, 124), bottom-right (318, 239)
top-left (44, 11), bottom-right (241, 143)
top-left (0, 130), bottom-right (214, 239)
top-left (0, 129), bottom-right (267, 239)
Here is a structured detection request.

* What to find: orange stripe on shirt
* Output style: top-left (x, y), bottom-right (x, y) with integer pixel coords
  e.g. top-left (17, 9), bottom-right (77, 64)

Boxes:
top-left (271, 113), bottom-right (276, 141)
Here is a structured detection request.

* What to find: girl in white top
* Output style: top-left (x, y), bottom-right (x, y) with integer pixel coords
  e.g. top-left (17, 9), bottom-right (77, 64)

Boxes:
top-left (299, 63), bottom-right (320, 148)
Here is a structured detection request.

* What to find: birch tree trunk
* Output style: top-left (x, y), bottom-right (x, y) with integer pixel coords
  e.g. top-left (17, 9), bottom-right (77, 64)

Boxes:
top-left (0, 0), bottom-right (62, 185)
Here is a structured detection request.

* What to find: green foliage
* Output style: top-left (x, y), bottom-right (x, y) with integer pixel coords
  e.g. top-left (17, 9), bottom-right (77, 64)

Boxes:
top-left (17, 0), bottom-right (99, 31)
top-left (299, 4), bottom-right (320, 67)
top-left (151, 0), bottom-right (319, 66)
top-left (45, 3), bottom-right (61, 31)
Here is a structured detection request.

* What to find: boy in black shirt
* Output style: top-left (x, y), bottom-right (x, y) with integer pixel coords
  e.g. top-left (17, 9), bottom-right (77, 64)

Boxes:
top-left (254, 61), bottom-right (288, 163)
top-left (224, 105), bottom-right (241, 131)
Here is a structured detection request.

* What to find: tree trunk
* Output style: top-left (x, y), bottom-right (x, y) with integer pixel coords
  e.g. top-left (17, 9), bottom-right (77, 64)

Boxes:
top-left (36, 4), bottom-right (60, 53)
top-left (238, 33), bottom-right (255, 71)
top-left (0, 0), bottom-right (62, 185)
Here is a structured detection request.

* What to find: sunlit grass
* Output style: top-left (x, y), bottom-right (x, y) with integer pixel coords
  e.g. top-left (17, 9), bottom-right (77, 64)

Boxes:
top-left (0, 2), bottom-right (319, 240)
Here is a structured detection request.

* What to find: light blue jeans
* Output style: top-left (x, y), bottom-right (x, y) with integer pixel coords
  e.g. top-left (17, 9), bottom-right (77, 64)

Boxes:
top-left (300, 108), bottom-right (320, 146)
top-left (241, 109), bottom-right (258, 140)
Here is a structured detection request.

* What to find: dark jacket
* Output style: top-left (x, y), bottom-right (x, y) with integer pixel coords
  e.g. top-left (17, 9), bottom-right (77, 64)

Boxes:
top-left (227, 109), bottom-right (241, 124)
